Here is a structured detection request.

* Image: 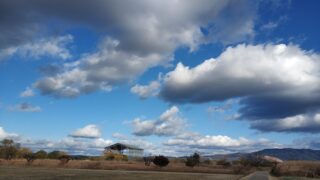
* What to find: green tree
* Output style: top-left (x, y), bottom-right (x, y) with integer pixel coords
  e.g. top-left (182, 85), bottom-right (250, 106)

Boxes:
top-left (34, 150), bottom-right (47, 159)
top-left (48, 151), bottom-right (67, 159)
top-left (0, 139), bottom-right (20, 160)
top-left (185, 153), bottom-right (200, 167)
top-left (17, 147), bottom-right (32, 158)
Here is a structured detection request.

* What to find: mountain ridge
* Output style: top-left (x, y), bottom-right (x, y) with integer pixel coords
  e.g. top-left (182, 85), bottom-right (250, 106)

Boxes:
top-left (203, 148), bottom-right (320, 161)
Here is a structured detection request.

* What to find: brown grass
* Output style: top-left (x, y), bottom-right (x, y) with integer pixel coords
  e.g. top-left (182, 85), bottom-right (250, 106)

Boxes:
top-left (271, 161), bottom-right (320, 178)
top-left (0, 158), bottom-right (240, 175)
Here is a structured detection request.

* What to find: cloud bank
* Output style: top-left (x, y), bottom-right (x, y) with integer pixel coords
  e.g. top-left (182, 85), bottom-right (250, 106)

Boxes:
top-left (161, 44), bottom-right (320, 133)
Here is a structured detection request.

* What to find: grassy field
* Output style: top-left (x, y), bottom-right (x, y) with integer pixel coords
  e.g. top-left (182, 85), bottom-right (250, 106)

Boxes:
top-left (0, 166), bottom-right (243, 180)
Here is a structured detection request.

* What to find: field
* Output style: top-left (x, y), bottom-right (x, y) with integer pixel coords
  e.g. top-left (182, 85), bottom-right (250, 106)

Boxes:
top-left (271, 161), bottom-right (320, 178)
top-left (0, 166), bottom-right (242, 180)
top-left (0, 159), bottom-right (238, 174)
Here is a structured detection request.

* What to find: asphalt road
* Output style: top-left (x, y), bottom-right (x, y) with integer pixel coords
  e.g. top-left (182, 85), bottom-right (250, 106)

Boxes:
top-left (248, 171), bottom-right (269, 180)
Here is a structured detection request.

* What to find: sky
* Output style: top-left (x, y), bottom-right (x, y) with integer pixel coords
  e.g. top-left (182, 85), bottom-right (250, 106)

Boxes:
top-left (1, 0), bottom-right (320, 156)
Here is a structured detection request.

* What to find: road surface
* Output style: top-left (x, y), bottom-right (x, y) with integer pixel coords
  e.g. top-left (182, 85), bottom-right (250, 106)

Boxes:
top-left (248, 171), bottom-right (269, 180)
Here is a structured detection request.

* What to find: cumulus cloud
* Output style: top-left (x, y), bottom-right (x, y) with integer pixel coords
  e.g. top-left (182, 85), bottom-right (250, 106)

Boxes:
top-left (20, 87), bottom-right (35, 97)
top-left (161, 44), bottom-right (320, 132)
top-left (8, 102), bottom-right (41, 112)
top-left (20, 137), bottom-right (113, 155)
top-left (70, 124), bottom-right (101, 138)
top-left (132, 106), bottom-right (186, 136)
top-left (131, 80), bottom-right (161, 99)
top-left (0, 126), bottom-right (112, 155)
top-left (164, 132), bottom-right (282, 153)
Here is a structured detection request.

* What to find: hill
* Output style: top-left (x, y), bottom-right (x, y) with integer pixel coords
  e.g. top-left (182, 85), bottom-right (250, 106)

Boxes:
top-left (204, 148), bottom-right (320, 161)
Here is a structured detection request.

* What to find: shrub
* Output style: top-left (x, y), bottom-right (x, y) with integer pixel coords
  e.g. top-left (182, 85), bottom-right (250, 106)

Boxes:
top-left (59, 154), bottom-right (71, 165)
top-left (105, 152), bottom-right (115, 160)
top-left (270, 165), bottom-right (282, 176)
top-left (153, 155), bottom-right (169, 167)
top-left (122, 155), bottom-right (128, 161)
top-left (143, 156), bottom-right (154, 166)
top-left (24, 153), bottom-right (36, 163)
top-left (240, 156), bottom-right (274, 167)
top-left (216, 159), bottom-right (231, 167)
top-left (185, 153), bottom-right (200, 167)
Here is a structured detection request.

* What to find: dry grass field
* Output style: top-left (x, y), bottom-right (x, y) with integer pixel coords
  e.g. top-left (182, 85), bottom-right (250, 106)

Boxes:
top-left (0, 159), bottom-right (237, 174)
top-left (0, 165), bottom-right (243, 180)
top-left (271, 161), bottom-right (320, 178)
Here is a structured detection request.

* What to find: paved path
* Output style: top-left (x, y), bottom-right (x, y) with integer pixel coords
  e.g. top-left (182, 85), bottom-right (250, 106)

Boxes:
top-left (248, 171), bottom-right (269, 180)
top-left (240, 171), bottom-right (277, 180)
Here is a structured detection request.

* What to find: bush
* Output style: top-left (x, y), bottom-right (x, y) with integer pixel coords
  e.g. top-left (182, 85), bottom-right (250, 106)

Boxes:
top-left (143, 156), bottom-right (153, 166)
top-left (59, 154), bottom-right (71, 164)
top-left (270, 165), bottom-right (282, 177)
top-left (216, 159), bottom-right (231, 167)
top-left (153, 155), bottom-right (169, 167)
top-left (240, 156), bottom-right (273, 167)
top-left (185, 153), bottom-right (200, 167)
top-left (24, 153), bottom-right (36, 163)
top-left (105, 152), bottom-right (115, 160)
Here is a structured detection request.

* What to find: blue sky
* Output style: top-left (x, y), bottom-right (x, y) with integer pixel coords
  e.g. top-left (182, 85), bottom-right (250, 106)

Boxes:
top-left (1, 0), bottom-right (320, 156)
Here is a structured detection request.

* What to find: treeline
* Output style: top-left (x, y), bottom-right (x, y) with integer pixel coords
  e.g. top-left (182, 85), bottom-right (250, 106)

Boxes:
top-left (0, 139), bottom-right (70, 162)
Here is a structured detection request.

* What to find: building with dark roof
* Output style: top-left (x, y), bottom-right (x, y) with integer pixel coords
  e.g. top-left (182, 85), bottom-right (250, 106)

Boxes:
top-left (104, 143), bottom-right (144, 157)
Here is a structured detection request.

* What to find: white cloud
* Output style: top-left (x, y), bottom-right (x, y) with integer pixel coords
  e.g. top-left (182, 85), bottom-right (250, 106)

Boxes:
top-left (131, 80), bottom-right (160, 99)
top-left (70, 124), bottom-right (101, 138)
top-left (20, 87), bottom-right (35, 97)
top-left (132, 106), bottom-right (186, 136)
top-left (161, 44), bottom-right (320, 103)
top-left (8, 102), bottom-right (41, 112)
top-left (160, 44), bottom-right (320, 133)
top-left (164, 132), bottom-right (282, 153)
top-left (0, 35), bottom-right (73, 60)
top-left (0, 127), bottom-right (19, 140)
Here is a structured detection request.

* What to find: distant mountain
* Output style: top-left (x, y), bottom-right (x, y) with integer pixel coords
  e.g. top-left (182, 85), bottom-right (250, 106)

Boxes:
top-left (252, 148), bottom-right (320, 161)
top-left (204, 148), bottom-right (320, 161)
top-left (203, 152), bottom-right (247, 161)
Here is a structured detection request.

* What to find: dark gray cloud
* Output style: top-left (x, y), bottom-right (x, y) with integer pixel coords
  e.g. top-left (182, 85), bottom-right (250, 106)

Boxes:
top-left (1, 0), bottom-right (262, 97)
top-left (0, 0), bottom-right (258, 55)
top-left (250, 112), bottom-right (320, 133)
top-left (0, 0), bottom-right (41, 50)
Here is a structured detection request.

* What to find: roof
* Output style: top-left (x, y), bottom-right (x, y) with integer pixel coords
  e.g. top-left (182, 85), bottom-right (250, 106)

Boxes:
top-left (105, 143), bottom-right (143, 151)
